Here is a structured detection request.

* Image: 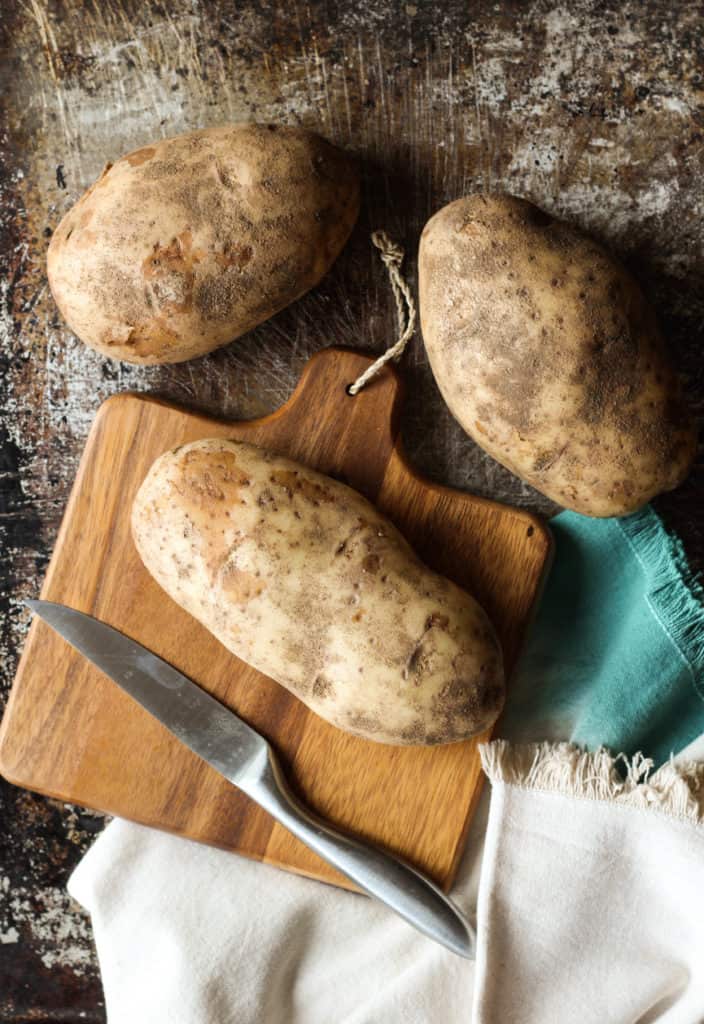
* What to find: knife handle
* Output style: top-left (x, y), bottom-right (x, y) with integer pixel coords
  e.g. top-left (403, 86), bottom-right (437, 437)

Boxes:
top-left (242, 748), bottom-right (475, 959)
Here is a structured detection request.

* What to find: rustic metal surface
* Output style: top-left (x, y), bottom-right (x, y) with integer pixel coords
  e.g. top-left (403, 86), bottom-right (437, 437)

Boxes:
top-left (1, 0), bottom-right (702, 1017)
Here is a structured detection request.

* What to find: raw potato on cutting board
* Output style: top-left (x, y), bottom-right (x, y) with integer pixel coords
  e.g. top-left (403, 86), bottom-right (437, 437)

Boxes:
top-left (419, 194), bottom-right (697, 517)
top-left (47, 124), bottom-right (359, 365)
top-left (132, 438), bottom-right (505, 746)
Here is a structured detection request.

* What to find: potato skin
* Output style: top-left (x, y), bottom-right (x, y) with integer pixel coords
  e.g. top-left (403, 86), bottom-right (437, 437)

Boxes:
top-left (47, 124), bottom-right (359, 365)
top-left (419, 194), bottom-right (697, 517)
top-left (131, 440), bottom-right (504, 746)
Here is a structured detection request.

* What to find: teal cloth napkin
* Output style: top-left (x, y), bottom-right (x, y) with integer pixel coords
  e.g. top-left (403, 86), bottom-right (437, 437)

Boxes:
top-left (501, 505), bottom-right (704, 765)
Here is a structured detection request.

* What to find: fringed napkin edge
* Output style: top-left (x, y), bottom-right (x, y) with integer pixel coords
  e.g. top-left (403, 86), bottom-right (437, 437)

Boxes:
top-left (480, 740), bottom-right (704, 827)
top-left (618, 507), bottom-right (704, 694)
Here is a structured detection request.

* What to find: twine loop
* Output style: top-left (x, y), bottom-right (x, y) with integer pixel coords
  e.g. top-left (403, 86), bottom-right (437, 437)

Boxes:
top-left (347, 230), bottom-right (417, 395)
top-left (372, 229), bottom-right (404, 268)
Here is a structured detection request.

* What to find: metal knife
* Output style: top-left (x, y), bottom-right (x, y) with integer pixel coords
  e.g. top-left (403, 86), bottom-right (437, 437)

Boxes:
top-left (27, 600), bottom-right (474, 958)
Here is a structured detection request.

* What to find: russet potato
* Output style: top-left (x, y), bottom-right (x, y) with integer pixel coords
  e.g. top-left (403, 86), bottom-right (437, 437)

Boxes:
top-left (48, 124), bottom-right (359, 365)
top-left (132, 439), bottom-right (504, 745)
top-left (419, 194), bottom-right (696, 516)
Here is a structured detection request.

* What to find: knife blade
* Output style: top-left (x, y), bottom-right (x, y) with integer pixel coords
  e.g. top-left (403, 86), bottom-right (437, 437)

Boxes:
top-left (27, 599), bottom-right (474, 958)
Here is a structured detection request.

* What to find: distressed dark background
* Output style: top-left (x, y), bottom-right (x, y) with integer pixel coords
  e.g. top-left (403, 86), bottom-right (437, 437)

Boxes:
top-left (1, 0), bottom-right (702, 1017)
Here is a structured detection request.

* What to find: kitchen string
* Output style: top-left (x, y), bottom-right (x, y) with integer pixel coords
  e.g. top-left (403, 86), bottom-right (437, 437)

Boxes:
top-left (347, 231), bottom-right (417, 395)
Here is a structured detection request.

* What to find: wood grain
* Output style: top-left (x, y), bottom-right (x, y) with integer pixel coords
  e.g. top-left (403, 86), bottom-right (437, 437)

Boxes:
top-left (0, 348), bottom-right (551, 891)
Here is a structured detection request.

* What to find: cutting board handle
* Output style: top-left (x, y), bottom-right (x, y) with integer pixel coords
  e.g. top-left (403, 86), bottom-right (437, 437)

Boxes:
top-left (243, 346), bottom-right (405, 494)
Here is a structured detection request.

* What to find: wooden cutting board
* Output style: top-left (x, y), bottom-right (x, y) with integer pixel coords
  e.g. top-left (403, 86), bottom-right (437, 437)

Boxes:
top-left (0, 348), bottom-right (552, 891)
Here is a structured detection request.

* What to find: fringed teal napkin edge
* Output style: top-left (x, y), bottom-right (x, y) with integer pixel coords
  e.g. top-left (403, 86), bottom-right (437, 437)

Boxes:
top-left (617, 507), bottom-right (704, 702)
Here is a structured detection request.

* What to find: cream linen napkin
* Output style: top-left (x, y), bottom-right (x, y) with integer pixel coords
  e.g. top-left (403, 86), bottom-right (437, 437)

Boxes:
top-left (474, 741), bottom-right (704, 1024)
top-left (68, 737), bottom-right (704, 1023)
top-left (67, 806), bottom-right (485, 1023)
